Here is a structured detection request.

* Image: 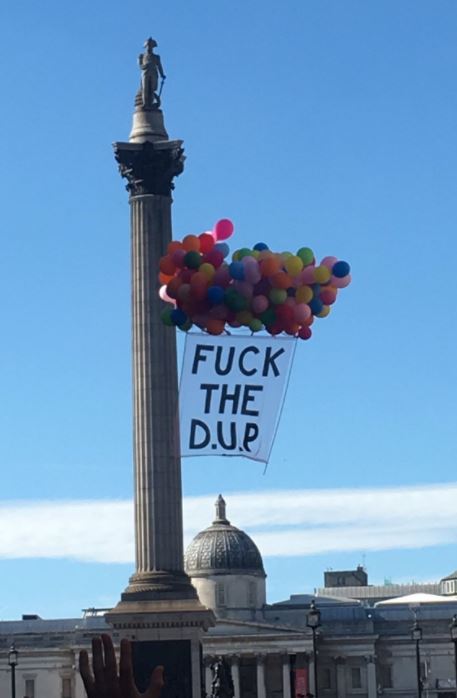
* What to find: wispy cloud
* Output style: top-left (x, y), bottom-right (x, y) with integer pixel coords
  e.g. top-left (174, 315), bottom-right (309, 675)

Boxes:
top-left (1, 483), bottom-right (457, 564)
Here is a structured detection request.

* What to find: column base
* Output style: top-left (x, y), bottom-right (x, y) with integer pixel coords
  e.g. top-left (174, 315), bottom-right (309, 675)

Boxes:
top-left (120, 570), bottom-right (199, 602)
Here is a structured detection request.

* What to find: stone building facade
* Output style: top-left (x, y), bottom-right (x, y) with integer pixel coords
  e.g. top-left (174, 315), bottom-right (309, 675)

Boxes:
top-left (1, 497), bottom-right (457, 698)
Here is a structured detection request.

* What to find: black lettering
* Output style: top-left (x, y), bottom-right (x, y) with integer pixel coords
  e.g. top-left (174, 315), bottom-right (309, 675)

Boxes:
top-left (189, 419), bottom-right (211, 449)
top-left (215, 346), bottom-right (235, 376)
top-left (200, 383), bottom-right (219, 413)
top-left (239, 346), bottom-right (259, 376)
top-left (243, 423), bottom-right (259, 451)
top-left (219, 384), bottom-right (241, 414)
top-left (192, 344), bottom-right (214, 374)
top-left (217, 421), bottom-right (237, 450)
top-left (262, 346), bottom-right (285, 377)
top-left (241, 385), bottom-right (263, 416)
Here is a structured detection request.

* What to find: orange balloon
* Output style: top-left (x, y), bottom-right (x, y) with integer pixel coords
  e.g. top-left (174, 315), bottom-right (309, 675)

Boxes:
top-left (167, 240), bottom-right (183, 255)
top-left (159, 271), bottom-right (173, 285)
top-left (166, 277), bottom-right (182, 299)
top-left (159, 255), bottom-right (176, 276)
top-left (270, 272), bottom-right (292, 289)
top-left (260, 256), bottom-right (281, 277)
top-left (182, 235), bottom-right (201, 252)
top-left (206, 318), bottom-right (225, 335)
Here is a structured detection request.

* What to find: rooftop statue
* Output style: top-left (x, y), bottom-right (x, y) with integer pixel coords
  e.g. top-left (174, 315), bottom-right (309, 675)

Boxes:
top-left (138, 37), bottom-right (166, 109)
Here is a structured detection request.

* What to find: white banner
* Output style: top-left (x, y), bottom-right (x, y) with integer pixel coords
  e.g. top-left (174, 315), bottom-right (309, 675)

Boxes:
top-left (179, 333), bottom-right (296, 463)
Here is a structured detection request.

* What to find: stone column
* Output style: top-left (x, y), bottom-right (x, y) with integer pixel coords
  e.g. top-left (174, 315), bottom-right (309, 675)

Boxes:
top-left (256, 655), bottom-right (267, 698)
top-left (335, 657), bottom-right (347, 698)
top-left (204, 657), bottom-right (213, 698)
top-left (308, 657), bottom-right (316, 697)
top-left (230, 656), bottom-right (241, 698)
top-left (282, 654), bottom-right (291, 698)
top-left (106, 41), bottom-right (214, 698)
top-left (365, 656), bottom-right (377, 698)
top-left (112, 140), bottom-right (195, 600)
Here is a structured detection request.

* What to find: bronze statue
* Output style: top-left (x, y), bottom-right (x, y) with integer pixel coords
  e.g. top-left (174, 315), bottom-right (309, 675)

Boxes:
top-left (138, 38), bottom-right (166, 109)
top-left (210, 657), bottom-right (234, 698)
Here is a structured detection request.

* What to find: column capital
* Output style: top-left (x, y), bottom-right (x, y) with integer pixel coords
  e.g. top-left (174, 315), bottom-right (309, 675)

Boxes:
top-left (114, 140), bottom-right (185, 197)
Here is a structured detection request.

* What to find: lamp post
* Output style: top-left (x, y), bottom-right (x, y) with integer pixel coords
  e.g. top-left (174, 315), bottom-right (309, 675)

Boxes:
top-left (411, 621), bottom-right (422, 698)
top-left (307, 600), bottom-right (321, 698)
top-left (8, 643), bottom-right (18, 698)
top-left (449, 615), bottom-right (457, 697)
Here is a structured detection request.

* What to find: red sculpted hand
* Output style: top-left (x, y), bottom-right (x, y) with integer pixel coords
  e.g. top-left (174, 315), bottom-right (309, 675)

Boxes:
top-left (79, 634), bottom-right (164, 698)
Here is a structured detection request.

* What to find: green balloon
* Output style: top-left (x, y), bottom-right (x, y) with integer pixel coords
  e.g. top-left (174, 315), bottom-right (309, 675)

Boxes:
top-left (259, 308), bottom-right (276, 325)
top-left (184, 250), bottom-right (202, 269)
top-left (269, 288), bottom-right (287, 305)
top-left (250, 318), bottom-right (263, 332)
top-left (161, 308), bottom-right (174, 326)
top-left (297, 247), bottom-right (314, 265)
top-left (237, 247), bottom-right (252, 260)
top-left (178, 318), bottom-right (193, 332)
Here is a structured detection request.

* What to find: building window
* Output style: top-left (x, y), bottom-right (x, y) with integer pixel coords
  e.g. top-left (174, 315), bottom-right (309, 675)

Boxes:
top-left (351, 667), bottom-right (362, 689)
top-left (62, 677), bottom-right (72, 698)
top-left (379, 665), bottom-right (392, 689)
top-left (320, 667), bottom-right (332, 689)
top-left (25, 679), bottom-right (35, 698)
top-left (216, 582), bottom-right (225, 606)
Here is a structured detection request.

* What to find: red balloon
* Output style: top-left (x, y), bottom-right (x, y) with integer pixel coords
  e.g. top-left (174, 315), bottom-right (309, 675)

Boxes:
top-left (199, 233), bottom-right (215, 254)
top-left (213, 219), bottom-right (234, 241)
top-left (298, 326), bottom-right (312, 340)
top-left (205, 249), bottom-right (224, 268)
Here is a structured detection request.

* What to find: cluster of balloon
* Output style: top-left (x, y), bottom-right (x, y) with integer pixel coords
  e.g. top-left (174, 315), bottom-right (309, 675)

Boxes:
top-left (158, 219), bottom-right (351, 340)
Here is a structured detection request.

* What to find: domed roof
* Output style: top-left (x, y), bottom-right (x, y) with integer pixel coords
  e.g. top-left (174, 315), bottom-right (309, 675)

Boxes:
top-left (185, 495), bottom-right (265, 577)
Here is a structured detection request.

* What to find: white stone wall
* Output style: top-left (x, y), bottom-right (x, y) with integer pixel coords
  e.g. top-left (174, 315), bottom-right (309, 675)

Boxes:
top-left (192, 574), bottom-right (266, 613)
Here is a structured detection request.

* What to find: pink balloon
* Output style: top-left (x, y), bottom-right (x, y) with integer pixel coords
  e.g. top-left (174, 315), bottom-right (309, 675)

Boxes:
top-left (321, 256), bottom-right (338, 270)
top-left (234, 281), bottom-right (254, 299)
top-left (213, 266), bottom-right (231, 287)
top-left (172, 248), bottom-right (186, 268)
top-left (331, 274), bottom-right (352, 289)
top-left (159, 285), bottom-right (176, 305)
top-left (294, 303), bottom-right (311, 323)
top-left (213, 218), bottom-right (234, 241)
top-left (300, 266), bottom-right (316, 285)
top-left (252, 295), bottom-right (269, 313)
top-left (243, 257), bottom-right (261, 284)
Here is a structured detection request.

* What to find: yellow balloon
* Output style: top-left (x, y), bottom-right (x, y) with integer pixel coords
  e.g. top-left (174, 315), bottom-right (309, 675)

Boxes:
top-left (199, 262), bottom-right (215, 279)
top-left (317, 305), bottom-right (331, 318)
top-left (285, 255), bottom-right (304, 276)
top-left (296, 285), bottom-right (313, 304)
top-left (236, 310), bottom-right (253, 326)
top-left (314, 265), bottom-right (331, 284)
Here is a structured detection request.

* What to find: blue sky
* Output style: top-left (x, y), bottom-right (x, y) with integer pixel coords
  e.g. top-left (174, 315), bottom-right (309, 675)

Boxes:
top-left (1, 0), bottom-right (457, 619)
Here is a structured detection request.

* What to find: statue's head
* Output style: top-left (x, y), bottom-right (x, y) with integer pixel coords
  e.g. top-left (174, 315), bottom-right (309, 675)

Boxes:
top-left (145, 38), bottom-right (158, 52)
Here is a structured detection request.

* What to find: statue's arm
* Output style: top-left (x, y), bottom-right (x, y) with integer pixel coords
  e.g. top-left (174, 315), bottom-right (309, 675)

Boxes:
top-left (157, 55), bottom-right (166, 79)
top-left (138, 53), bottom-right (144, 67)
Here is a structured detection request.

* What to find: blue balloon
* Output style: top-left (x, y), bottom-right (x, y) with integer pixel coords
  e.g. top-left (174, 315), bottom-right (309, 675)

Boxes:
top-left (207, 285), bottom-right (225, 304)
top-left (229, 261), bottom-right (245, 280)
top-left (309, 298), bottom-right (323, 315)
top-left (253, 242), bottom-right (269, 251)
top-left (332, 260), bottom-right (351, 278)
top-left (171, 308), bottom-right (187, 326)
top-left (214, 242), bottom-right (230, 258)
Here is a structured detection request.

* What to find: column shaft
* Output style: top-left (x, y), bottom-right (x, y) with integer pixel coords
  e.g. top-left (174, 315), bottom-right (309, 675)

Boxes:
top-left (282, 656), bottom-right (291, 698)
top-left (131, 194), bottom-right (182, 573)
top-left (367, 660), bottom-right (377, 698)
top-left (256, 657), bottom-right (266, 698)
top-left (231, 658), bottom-right (241, 698)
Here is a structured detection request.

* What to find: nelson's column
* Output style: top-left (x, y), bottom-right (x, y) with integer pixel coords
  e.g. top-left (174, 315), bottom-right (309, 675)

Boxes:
top-left (106, 39), bottom-right (214, 698)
